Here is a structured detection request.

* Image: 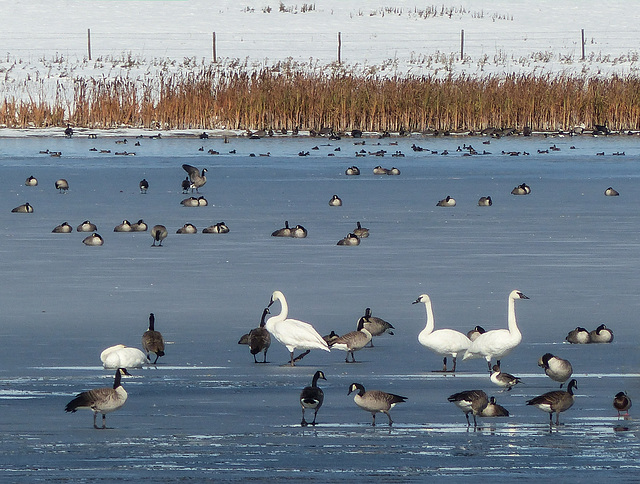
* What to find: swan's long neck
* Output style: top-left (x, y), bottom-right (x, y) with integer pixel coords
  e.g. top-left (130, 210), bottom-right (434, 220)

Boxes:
top-left (269, 292), bottom-right (288, 323)
top-left (507, 295), bottom-right (520, 337)
top-left (422, 297), bottom-right (435, 335)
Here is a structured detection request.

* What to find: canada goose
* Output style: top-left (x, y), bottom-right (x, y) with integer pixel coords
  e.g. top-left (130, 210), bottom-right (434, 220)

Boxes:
top-left (131, 219), bottom-right (148, 232)
top-left (478, 196), bottom-right (492, 206)
top-left (565, 327), bottom-right (591, 344)
top-left (353, 221), bottom-right (369, 238)
top-left (176, 223), bottom-right (197, 234)
top-left (413, 294), bottom-right (471, 372)
top-left (329, 317), bottom-right (372, 363)
top-left (329, 195), bottom-right (342, 206)
top-left (526, 378), bottom-right (578, 426)
top-left (448, 389), bottom-right (488, 427)
top-left (100, 344), bottom-right (147, 369)
top-left (291, 225), bottom-right (308, 238)
top-left (181, 176), bottom-right (192, 193)
top-left (203, 222), bottom-right (229, 233)
top-left (388, 167), bottom-right (401, 175)
top-left (142, 313), bottom-right (165, 364)
top-left (359, 307), bottom-right (394, 347)
top-left (151, 225), bottom-right (168, 246)
top-left (25, 175), bottom-right (38, 186)
top-left (64, 124), bottom-right (74, 137)
top-left (490, 364), bottom-right (522, 391)
top-left (511, 183), bottom-right (531, 195)
top-left (337, 233), bottom-right (360, 246)
top-left (373, 166), bottom-right (389, 175)
top-left (538, 353), bottom-right (573, 386)
top-left (197, 196), bottom-right (208, 206)
top-left (245, 308), bottom-right (271, 363)
top-left (139, 178), bottom-right (149, 194)
top-left (52, 222), bottom-right (72, 233)
top-left (182, 164), bottom-right (207, 192)
top-left (322, 331), bottom-right (340, 345)
top-left (300, 370), bottom-right (326, 426)
top-left (604, 187), bottom-right (620, 196)
top-left (480, 396), bottom-right (510, 417)
top-left (82, 233), bottom-right (104, 246)
top-left (436, 195), bottom-right (456, 207)
top-left (345, 166), bottom-right (360, 175)
top-left (613, 391), bottom-right (632, 417)
top-left (55, 179), bottom-right (69, 193)
top-left (266, 290), bottom-right (330, 366)
top-left (466, 325), bottom-right (486, 341)
top-left (463, 290), bottom-right (529, 371)
top-left (65, 368), bottom-right (130, 429)
top-left (77, 220), bottom-right (97, 232)
top-left (348, 382), bottom-right (407, 426)
top-left (590, 324), bottom-right (614, 343)
top-left (11, 202), bottom-right (33, 213)
top-left (181, 197), bottom-right (199, 207)
top-left (114, 220), bottom-right (133, 232)
top-left (272, 221), bottom-right (292, 237)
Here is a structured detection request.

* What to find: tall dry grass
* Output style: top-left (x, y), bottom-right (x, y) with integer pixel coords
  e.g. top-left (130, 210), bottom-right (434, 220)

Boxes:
top-left (2, 69), bottom-right (640, 132)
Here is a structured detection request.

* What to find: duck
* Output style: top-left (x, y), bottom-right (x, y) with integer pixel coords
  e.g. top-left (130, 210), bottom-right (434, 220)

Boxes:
top-left (565, 326), bottom-right (591, 344)
top-left (613, 391), bottom-right (632, 418)
top-left (142, 313), bottom-right (165, 364)
top-left (590, 324), bottom-right (614, 343)
top-left (538, 353), bottom-right (573, 386)
top-left (271, 221), bottom-right (292, 237)
top-left (244, 307), bottom-right (271, 363)
top-left (265, 290), bottom-right (330, 366)
top-left (25, 175), bottom-right (38, 186)
top-left (329, 195), bottom-right (342, 207)
top-left (466, 325), bottom-right (486, 341)
top-left (478, 196), bottom-right (492, 206)
top-left (604, 187), bottom-right (620, 196)
top-left (511, 183), bottom-right (531, 195)
top-left (490, 364), bottom-right (522, 391)
top-left (77, 220), bottom-right (97, 232)
top-left (480, 396), bottom-right (510, 417)
top-left (82, 233), bottom-right (104, 246)
top-left (413, 293), bottom-right (471, 372)
top-left (139, 178), bottom-right (149, 194)
top-left (300, 370), bottom-right (326, 426)
top-left (182, 164), bottom-right (207, 192)
top-left (202, 222), bottom-right (229, 234)
top-left (181, 176), bottom-right (192, 193)
top-left (353, 221), bottom-right (369, 238)
top-left (52, 222), bottom-right (72, 233)
top-left (463, 290), bottom-right (529, 371)
top-left (131, 219), bottom-right (148, 232)
top-left (151, 225), bottom-right (168, 246)
top-left (358, 307), bottom-right (394, 347)
top-left (526, 379), bottom-right (578, 426)
top-left (113, 220), bottom-right (133, 232)
top-left (329, 317), bottom-right (372, 363)
top-left (345, 166), bottom-right (360, 175)
top-left (448, 389), bottom-right (488, 427)
top-left (11, 202), bottom-right (33, 213)
top-left (337, 233), bottom-right (360, 246)
top-left (55, 179), bottom-right (69, 193)
top-left (65, 368), bottom-right (130, 429)
top-left (100, 344), bottom-right (147, 369)
top-left (181, 197), bottom-right (199, 207)
top-left (348, 382), bottom-right (407, 426)
top-left (291, 225), bottom-right (308, 238)
top-left (436, 195), bottom-right (456, 207)
top-left (176, 223), bottom-right (197, 234)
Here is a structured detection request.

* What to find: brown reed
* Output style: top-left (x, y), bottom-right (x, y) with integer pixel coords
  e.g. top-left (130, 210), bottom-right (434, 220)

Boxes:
top-left (2, 70), bottom-right (640, 133)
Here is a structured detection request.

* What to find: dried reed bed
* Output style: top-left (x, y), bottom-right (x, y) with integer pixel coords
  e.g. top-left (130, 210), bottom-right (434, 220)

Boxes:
top-left (2, 70), bottom-right (640, 132)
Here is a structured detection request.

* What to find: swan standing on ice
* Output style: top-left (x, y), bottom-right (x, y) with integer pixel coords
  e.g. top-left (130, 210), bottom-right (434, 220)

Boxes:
top-left (100, 344), bottom-right (148, 369)
top-left (463, 290), bottom-right (529, 371)
top-left (413, 294), bottom-right (471, 372)
top-left (266, 291), bottom-right (330, 366)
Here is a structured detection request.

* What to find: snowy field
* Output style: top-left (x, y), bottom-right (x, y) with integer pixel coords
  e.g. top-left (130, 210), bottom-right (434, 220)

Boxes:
top-left (0, 132), bottom-right (638, 480)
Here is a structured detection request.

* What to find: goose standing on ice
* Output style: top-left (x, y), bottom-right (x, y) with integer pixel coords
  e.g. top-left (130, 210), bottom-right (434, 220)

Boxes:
top-left (329, 317), bottom-right (372, 363)
top-left (266, 290), bottom-right (330, 366)
top-left (142, 313), bottom-right (165, 364)
top-left (613, 391), bottom-right (632, 418)
top-left (490, 364), bottom-right (522, 391)
top-left (100, 344), bottom-right (147, 369)
top-left (467, 325), bottom-right (486, 341)
top-left (413, 294), bottom-right (471, 372)
top-left (246, 307), bottom-right (271, 363)
top-left (300, 370), bottom-right (326, 426)
top-left (65, 368), bottom-right (130, 429)
top-left (151, 225), bottom-right (168, 246)
top-left (526, 379), bottom-right (578, 426)
top-left (538, 353), bottom-right (573, 386)
top-left (359, 307), bottom-right (394, 347)
top-left (182, 164), bottom-right (207, 192)
top-left (448, 389), bottom-right (488, 427)
top-left (590, 324), bottom-right (614, 343)
top-left (348, 382), bottom-right (407, 426)
top-left (565, 327), bottom-right (591, 344)
top-left (55, 179), bottom-right (69, 193)
top-left (463, 290), bottom-right (529, 371)
top-left (139, 178), bottom-right (149, 194)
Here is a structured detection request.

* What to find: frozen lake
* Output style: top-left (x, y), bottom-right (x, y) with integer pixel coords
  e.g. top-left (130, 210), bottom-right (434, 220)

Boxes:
top-left (0, 132), bottom-right (638, 481)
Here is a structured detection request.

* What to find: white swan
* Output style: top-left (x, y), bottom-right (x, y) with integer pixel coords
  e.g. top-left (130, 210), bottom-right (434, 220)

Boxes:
top-left (462, 290), bottom-right (529, 371)
top-left (266, 290), bottom-right (330, 366)
top-left (413, 294), bottom-right (471, 372)
top-left (100, 344), bottom-right (148, 369)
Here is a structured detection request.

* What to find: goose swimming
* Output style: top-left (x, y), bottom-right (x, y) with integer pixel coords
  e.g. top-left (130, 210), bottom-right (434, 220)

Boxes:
top-left (359, 307), bottom-right (394, 347)
top-left (151, 225), bottom-right (168, 246)
top-left (300, 370), bottom-right (326, 426)
top-left (65, 368), bottom-right (130, 429)
top-left (414, 294), bottom-right (471, 372)
top-left (590, 324), bottom-right (613, 343)
top-left (527, 378), bottom-right (578, 426)
top-left (448, 389), bottom-right (488, 427)
top-left (182, 164), bottom-right (207, 192)
top-left (142, 313), bottom-right (165, 364)
top-left (266, 290), bottom-right (330, 366)
top-left (565, 327), bottom-right (591, 344)
top-left (329, 317), bottom-right (372, 363)
top-left (348, 382), bottom-right (407, 426)
top-left (490, 364), bottom-right (522, 391)
top-left (100, 344), bottom-right (147, 369)
top-left (538, 353), bottom-right (573, 386)
top-left (463, 290), bottom-right (529, 371)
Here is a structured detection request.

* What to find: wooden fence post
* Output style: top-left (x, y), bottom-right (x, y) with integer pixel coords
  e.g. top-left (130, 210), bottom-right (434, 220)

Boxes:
top-left (581, 29), bottom-right (585, 60)
top-left (338, 31), bottom-right (342, 63)
top-left (212, 32), bottom-right (217, 63)
top-left (460, 29), bottom-right (464, 59)
top-left (87, 28), bottom-right (91, 60)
